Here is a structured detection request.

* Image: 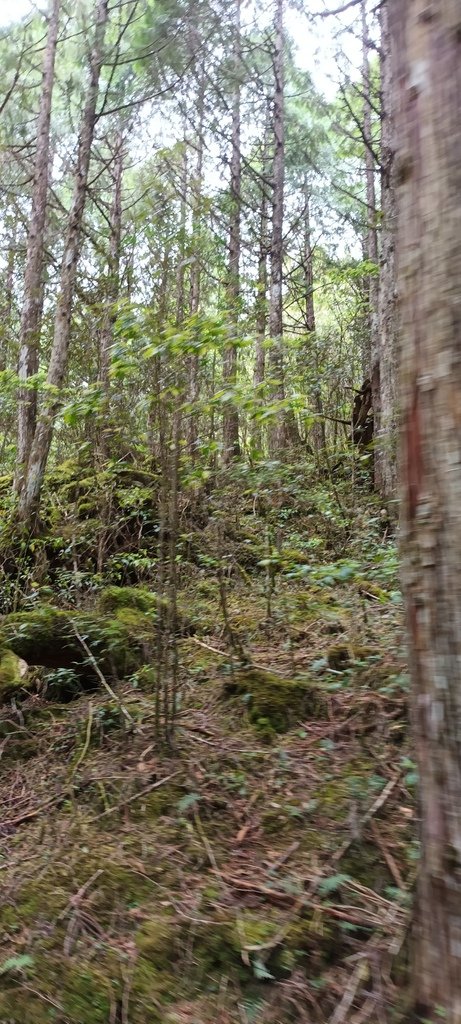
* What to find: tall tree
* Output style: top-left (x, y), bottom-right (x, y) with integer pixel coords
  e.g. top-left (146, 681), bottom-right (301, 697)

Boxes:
top-left (302, 181), bottom-right (325, 450)
top-left (98, 130), bottom-right (124, 459)
top-left (15, 0), bottom-right (61, 494)
top-left (361, 0), bottom-right (379, 421)
top-left (392, 0), bottom-right (461, 1019)
top-left (0, 213), bottom-right (17, 373)
top-left (175, 126), bottom-right (188, 327)
top-left (268, 0), bottom-right (286, 454)
top-left (376, 0), bottom-right (397, 503)
top-left (18, 0), bottom-right (110, 524)
top-left (187, 49), bottom-right (205, 460)
top-left (222, 0), bottom-right (242, 464)
top-left (99, 133), bottom-right (123, 393)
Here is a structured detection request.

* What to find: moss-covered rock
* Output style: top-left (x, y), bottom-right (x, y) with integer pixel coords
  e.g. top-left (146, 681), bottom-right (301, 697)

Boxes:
top-left (97, 585), bottom-right (161, 615)
top-left (223, 667), bottom-right (326, 735)
top-left (0, 649), bottom-right (28, 700)
top-left (0, 605), bottom-right (152, 691)
top-left (98, 587), bottom-right (193, 638)
top-left (327, 643), bottom-right (376, 671)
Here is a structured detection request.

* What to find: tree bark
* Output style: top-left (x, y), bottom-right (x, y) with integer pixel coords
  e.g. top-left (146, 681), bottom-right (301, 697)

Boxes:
top-left (97, 132), bottom-right (123, 461)
top-left (361, 0), bottom-right (380, 474)
top-left (0, 218), bottom-right (17, 373)
top-left (175, 125), bottom-right (188, 327)
top-left (376, 0), bottom-right (397, 504)
top-left (222, 0), bottom-right (242, 464)
top-left (187, 58), bottom-right (205, 460)
top-left (303, 183), bottom-right (325, 451)
top-left (15, 0), bottom-right (61, 494)
top-left (392, 1), bottom-right (461, 1019)
top-left (252, 99), bottom-right (271, 452)
top-left (268, 0), bottom-right (286, 455)
top-left (189, 68), bottom-right (204, 321)
top-left (99, 133), bottom-right (123, 394)
top-left (18, 0), bottom-right (110, 525)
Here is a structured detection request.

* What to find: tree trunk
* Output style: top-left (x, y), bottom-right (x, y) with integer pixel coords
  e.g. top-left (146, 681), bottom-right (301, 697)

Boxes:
top-left (15, 0), bottom-right (60, 494)
top-left (303, 183), bottom-right (325, 451)
top-left (392, 1), bottom-right (461, 1019)
top-left (252, 99), bottom-right (270, 452)
top-left (19, 0), bottom-right (109, 525)
top-left (254, 208), bottom-right (268, 395)
top-left (361, 0), bottom-right (380, 473)
top-left (222, 0), bottom-right (242, 465)
top-left (187, 59), bottom-right (205, 460)
top-left (0, 218), bottom-right (17, 372)
top-left (99, 133), bottom-right (123, 394)
top-left (268, 0), bottom-right (286, 456)
top-left (376, 0), bottom-right (397, 505)
top-left (98, 132), bottom-right (123, 461)
top-left (175, 126), bottom-right (188, 327)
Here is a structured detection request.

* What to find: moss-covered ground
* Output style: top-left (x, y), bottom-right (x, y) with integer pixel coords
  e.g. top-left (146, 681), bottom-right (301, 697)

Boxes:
top-left (0, 472), bottom-right (414, 1023)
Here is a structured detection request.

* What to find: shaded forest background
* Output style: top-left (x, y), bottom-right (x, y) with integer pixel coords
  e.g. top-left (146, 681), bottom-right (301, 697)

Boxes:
top-left (0, 0), bottom-right (394, 531)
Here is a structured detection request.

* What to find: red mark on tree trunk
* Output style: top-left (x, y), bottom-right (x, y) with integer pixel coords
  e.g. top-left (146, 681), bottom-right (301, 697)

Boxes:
top-left (406, 382), bottom-right (423, 521)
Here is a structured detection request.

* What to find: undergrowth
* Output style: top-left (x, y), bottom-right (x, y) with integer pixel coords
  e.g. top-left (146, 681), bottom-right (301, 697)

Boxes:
top-left (0, 461), bottom-right (413, 1023)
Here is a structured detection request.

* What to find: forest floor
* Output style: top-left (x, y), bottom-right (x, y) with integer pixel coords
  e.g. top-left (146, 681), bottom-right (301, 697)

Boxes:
top-left (0, 466), bottom-right (414, 1024)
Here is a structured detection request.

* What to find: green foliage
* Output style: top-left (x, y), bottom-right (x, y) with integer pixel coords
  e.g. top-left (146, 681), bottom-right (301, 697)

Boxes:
top-left (177, 792), bottom-right (201, 814)
top-left (43, 666), bottom-right (82, 701)
top-left (318, 873), bottom-right (351, 896)
top-left (0, 954), bottom-right (34, 976)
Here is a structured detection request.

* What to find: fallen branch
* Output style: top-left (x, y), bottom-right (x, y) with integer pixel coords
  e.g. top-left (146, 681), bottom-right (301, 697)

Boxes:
top-left (188, 637), bottom-right (286, 677)
top-left (71, 622), bottom-right (136, 728)
top-left (2, 793), bottom-right (63, 829)
top-left (57, 868), bottom-right (105, 956)
top-left (92, 770), bottom-right (181, 821)
top-left (218, 873), bottom-right (382, 927)
top-left (69, 700), bottom-right (94, 778)
top-left (329, 962), bottom-right (368, 1024)
top-left (333, 771), bottom-right (401, 864)
top-left (369, 819), bottom-right (405, 889)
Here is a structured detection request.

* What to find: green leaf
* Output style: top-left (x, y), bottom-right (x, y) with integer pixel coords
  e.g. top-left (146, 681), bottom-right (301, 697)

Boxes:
top-left (177, 792), bottom-right (201, 813)
top-left (0, 955), bottom-right (34, 976)
top-left (318, 873), bottom-right (351, 895)
top-left (336, 565), bottom-right (356, 581)
top-left (311, 657), bottom-right (327, 673)
top-left (239, 997), bottom-right (265, 1023)
top-left (251, 957), bottom-right (275, 981)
